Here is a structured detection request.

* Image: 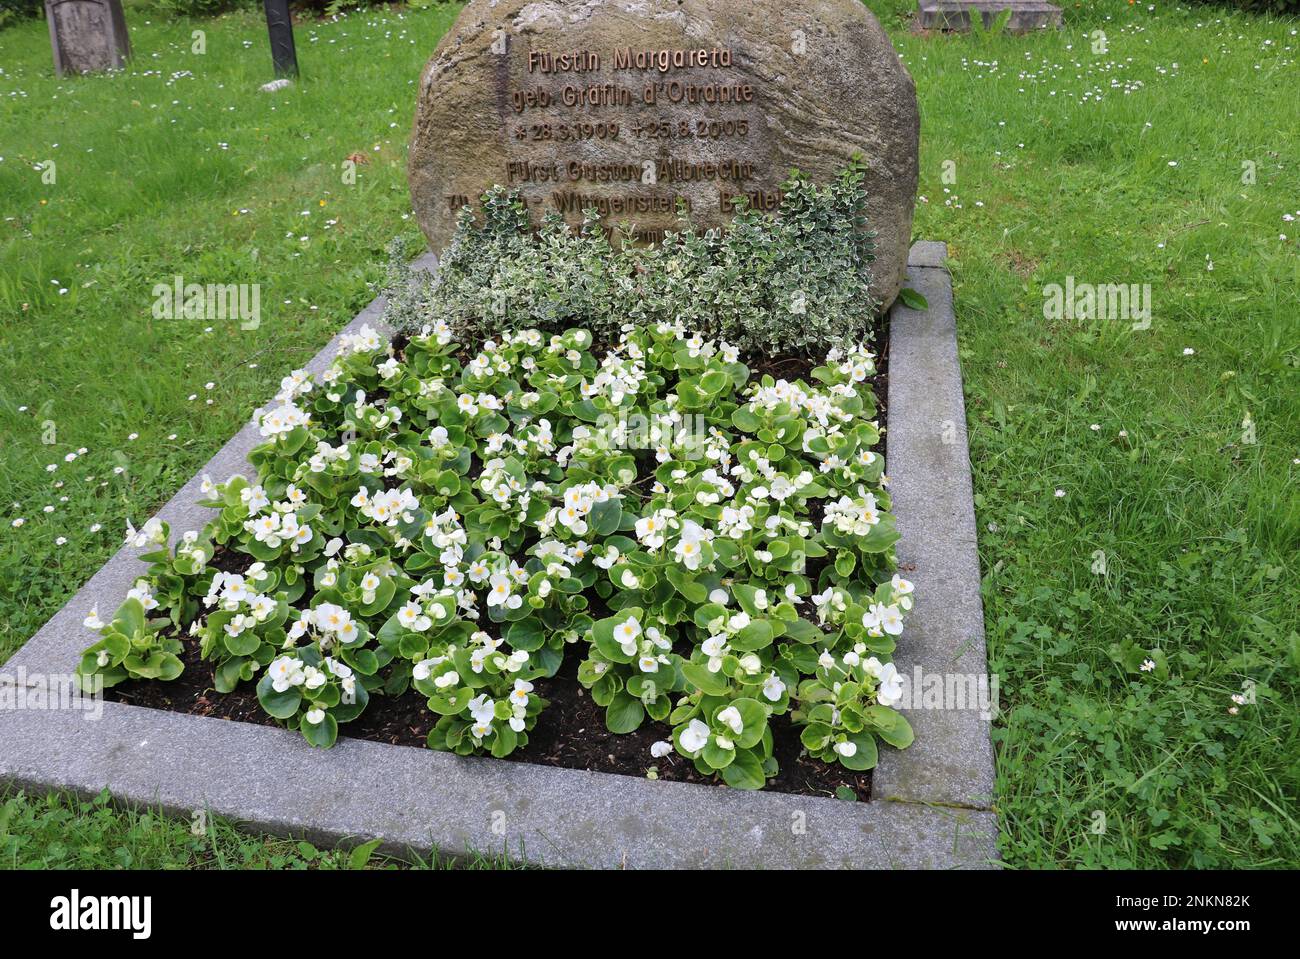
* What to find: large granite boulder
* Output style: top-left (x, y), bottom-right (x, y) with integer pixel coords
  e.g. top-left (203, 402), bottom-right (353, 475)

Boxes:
top-left (409, 0), bottom-right (919, 308)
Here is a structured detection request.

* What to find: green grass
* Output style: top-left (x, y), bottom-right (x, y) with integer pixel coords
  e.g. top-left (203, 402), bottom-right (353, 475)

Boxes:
top-left (1, 1), bottom-right (1297, 868)
top-left (869, 0), bottom-right (1300, 867)
top-left (0, 786), bottom-right (515, 868)
top-left (0, 3), bottom-right (459, 658)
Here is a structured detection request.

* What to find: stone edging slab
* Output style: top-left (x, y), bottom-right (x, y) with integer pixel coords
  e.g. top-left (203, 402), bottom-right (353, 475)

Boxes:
top-left (875, 241), bottom-right (996, 811)
top-left (0, 244), bottom-right (997, 869)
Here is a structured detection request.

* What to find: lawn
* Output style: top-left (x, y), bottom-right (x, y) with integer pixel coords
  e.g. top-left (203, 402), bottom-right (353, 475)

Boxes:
top-left (1, 0), bottom-right (1297, 869)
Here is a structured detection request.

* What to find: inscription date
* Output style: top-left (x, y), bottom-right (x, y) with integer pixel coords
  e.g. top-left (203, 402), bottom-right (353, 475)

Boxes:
top-left (514, 122), bottom-right (621, 142)
top-left (630, 117), bottom-right (751, 140)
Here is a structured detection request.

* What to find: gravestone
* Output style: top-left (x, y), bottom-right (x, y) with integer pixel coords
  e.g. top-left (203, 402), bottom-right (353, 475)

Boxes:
top-left (44, 0), bottom-right (131, 76)
top-left (916, 1), bottom-right (1063, 34)
top-left (409, 0), bottom-right (919, 308)
top-left (262, 0), bottom-right (300, 79)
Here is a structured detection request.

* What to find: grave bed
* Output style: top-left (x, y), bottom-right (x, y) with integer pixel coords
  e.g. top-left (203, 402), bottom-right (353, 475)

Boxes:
top-left (0, 242), bottom-right (997, 868)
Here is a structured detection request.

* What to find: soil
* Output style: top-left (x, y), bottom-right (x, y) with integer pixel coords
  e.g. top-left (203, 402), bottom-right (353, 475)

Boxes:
top-left (110, 646), bottom-right (872, 799)
top-left (106, 330), bottom-right (891, 803)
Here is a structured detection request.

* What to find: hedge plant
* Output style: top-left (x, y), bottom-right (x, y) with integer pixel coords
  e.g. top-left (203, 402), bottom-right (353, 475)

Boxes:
top-left (386, 161), bottom-right (878, 357)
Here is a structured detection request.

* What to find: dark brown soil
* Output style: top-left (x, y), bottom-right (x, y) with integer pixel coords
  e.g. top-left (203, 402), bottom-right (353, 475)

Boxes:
top-left (109, 644), bottom-right (871, 800)
top-left (107, 333), bottom-right (889, 802)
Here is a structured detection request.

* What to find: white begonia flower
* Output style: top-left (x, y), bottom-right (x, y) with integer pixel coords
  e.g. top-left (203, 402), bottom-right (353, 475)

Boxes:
top-left (487, 572), bottom-right (522, 609)
top-left (397, 602), bottom-right (431, 632)
top-left (650, 741), bottom-right (673, 759)
top-left (672, 519), bottom-right (708, 570)
top-left (614, 616), bottom-right (642, 655)
top-left (83, 607), bottom-right (104, 630)
top-left (257, 401), bottom-right (309, 438)
top-left (124, 517), bottom-right (166, 548)
top-left (679, 718), bottom-right (710, 754)
top-left (241, 484), bottom-right (270, 514)
top-left (250, 595), bottom-right (276, 621)
top-left (411, 658), bottom-right (439, 682)
top-left (468, 694), bottom-right (496, 725)
top-left (818, 650), bottom-right (836, 670)
top-left (769, 475), bottom-right (796, 501)
top-left (286, 608), bottom-right (310, 639)
top-left (762, 672), bottom-right (786, 702)
top-left (862, 602), bottom-right (886, 631)
top-left (127, 579), bottom-right (159, 611)
top-left (268, 656), bottom-right (305, 693)
top-left (811, 587), bottom-right (835, 621)
top-left (280, 514), bottom-right (310, 548)
top-left (510, 679), bottom-right (533, 705)
top-left (834, 741), bottom-right (858, 758)
top-left (877, 662), bottom-right (904, 707)
top-left (315, 603), bottom-right (349, 633)
top-left (634, 510), bottom-right (673, 549)
top-left (880, 604), bottom-right (904, 635)
top-left (305, 707), bottom-right (326, 725)
top-left (341, 621), bottom-right (362, 649)
top-left (717, 706), bottom-right (744, 736)
top-left (701, 633), bottom-right (730, 673)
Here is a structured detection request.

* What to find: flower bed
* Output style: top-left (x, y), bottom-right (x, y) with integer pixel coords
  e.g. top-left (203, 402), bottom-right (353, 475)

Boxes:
top-left (77, 318), bottom-right (914, 793)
